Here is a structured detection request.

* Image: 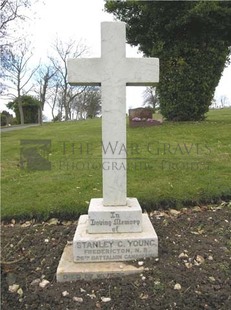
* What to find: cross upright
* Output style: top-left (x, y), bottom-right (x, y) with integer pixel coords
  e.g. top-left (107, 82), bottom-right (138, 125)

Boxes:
top-left (67, 22), bottom-right (159, 206)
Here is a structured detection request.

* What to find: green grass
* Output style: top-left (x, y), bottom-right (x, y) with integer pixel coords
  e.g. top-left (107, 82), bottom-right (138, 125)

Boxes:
top-left (1, 108), bottom-right (231, 220)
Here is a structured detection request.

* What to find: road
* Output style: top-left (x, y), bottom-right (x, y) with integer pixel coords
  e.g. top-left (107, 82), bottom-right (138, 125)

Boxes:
top-left (1, 124), bottom-right (40, 133)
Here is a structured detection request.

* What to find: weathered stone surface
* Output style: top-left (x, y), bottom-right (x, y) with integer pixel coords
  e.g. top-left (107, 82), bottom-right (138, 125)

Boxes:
top-left (56, 22), bottom-right (159, 282)
top-left (88, 198), bottom-right (142, 233)
top-left (68, 22), bottom-right (159, 206)
top-left (73, 214), bottom-right (158, 262)
top-left (56, 244), bottom-right (145, 282)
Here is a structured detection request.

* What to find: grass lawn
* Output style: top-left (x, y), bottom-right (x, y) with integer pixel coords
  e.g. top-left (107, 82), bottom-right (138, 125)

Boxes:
top-left (1, 108), bottom-right (231, 220)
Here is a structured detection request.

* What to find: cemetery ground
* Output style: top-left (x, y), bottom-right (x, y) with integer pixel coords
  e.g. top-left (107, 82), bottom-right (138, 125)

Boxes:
top-left (1, 203), bottom-right (231, 309)
top-left (1, 108), bottom-right (231, 309)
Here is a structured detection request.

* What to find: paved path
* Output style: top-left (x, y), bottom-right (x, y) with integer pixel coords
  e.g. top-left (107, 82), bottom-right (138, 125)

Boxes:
top-left (1, 124), bottom-right (40, 133)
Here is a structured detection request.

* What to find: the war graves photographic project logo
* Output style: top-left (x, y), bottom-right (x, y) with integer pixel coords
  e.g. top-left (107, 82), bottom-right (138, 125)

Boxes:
top-left (20, 140), bottom-right (51, 171)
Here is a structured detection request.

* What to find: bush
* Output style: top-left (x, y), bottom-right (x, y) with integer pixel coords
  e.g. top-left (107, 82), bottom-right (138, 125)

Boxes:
top-left (1, 114), bottom-right (7, 126)
top-left (7, 95), bottom-right (40, 124)
top-left (158, 43), bottom-right (229, 121)
top-left (0, 110), bottom-right (14, 126)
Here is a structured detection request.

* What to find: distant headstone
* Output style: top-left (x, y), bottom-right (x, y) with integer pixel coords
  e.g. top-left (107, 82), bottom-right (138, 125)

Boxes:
top-left (129, 107), bottom-right (153, 121)
top-left (57, 22), bottom-right (159, 281)
top-left (129, 107), bottom-right (162, 127)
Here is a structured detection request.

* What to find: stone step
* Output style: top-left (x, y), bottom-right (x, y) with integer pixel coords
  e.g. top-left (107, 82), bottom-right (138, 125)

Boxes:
top-left (88, 198), bottom-right (143, 233)
top-left (56, 245), bottom-right (147, 282)
top-left (73, 213), bottom-right (158, 263)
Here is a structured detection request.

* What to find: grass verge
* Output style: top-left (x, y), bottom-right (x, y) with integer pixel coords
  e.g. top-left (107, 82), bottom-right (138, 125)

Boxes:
top-left (1, 108), bottom-right (231, 220)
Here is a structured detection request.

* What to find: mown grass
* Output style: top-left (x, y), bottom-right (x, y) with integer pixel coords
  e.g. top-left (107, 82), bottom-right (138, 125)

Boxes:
top-left (1, 108), bottom-right (231, 220)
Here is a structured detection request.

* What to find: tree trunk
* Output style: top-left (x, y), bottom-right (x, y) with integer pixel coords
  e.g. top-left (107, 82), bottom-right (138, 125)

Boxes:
top-left (18, 97), bottom-right (24, 125)
top-left (38, 105), bottom-right (42, 125)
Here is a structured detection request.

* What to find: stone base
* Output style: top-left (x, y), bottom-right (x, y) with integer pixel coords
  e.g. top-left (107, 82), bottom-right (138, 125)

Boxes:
top-left (56, 244), bottom-right (146, 282)
top-left (73, 213), bottom-right (158, 262)
top-left (88, 197), bottom-right (142, 233)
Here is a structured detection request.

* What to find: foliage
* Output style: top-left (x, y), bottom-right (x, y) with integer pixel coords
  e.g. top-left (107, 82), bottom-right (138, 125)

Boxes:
top-left (0, 110), bottom-right (13, 126)
top-left (7, 95), bottom-right (41, 124)
top-left (105, 1), bottom-right (231, 121)
top-left (0, 113), bottom-right (7, 126)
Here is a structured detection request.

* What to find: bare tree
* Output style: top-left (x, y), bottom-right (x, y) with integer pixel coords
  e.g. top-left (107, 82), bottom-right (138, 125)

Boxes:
top-left (2, 41), bottom-right (39, 124)
top-left (0, 0), bottom-right (34, 51)
top-left (49, 38), bottom-right (87, 121)
top-left (220, 95), bottom-right (229, 108)
top-left (0, 0), bottom-right (35, 97)
top-left (48, 82), bottom-right (60, 121)
top-left (211, 98), bottom-right (217, 109)
top-left (71, 86), bottom-right (101, 119)
top-left (0, 0), bottom-right (30, 38)
top-left (35, 65), bottom-right (57, 124)
top-left (143, 87), bottom-right (159, 112)
top-left (71, 92), bottom-right (86, 120)
top-left (85, 87), bottom-right (101, 118)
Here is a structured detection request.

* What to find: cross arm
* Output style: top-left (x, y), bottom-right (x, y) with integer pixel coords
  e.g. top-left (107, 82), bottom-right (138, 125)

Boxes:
top-left (125, 58), bottom-right (159, 86)
top-left (67, 58), bottom-right (102, 86)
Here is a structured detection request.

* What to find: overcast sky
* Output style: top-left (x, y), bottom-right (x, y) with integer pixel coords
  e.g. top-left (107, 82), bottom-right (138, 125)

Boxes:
top-left (1, 0), bottom-right (230, 117)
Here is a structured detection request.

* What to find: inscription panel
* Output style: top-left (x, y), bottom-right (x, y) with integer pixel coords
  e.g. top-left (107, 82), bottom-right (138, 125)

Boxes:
top-left (59, 272), bottom-right (123, 281)
top-left (73, 238), bottom-right (157, 262)
top-left (73, 214), bottom-right (158, 262)
top-left (88, 198), bottom-right (143, 233)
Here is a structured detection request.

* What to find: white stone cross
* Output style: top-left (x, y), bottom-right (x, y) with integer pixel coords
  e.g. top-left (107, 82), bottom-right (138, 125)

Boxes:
top-left (67, 22), bottom-right (159, 206)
